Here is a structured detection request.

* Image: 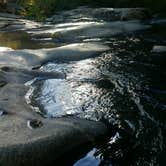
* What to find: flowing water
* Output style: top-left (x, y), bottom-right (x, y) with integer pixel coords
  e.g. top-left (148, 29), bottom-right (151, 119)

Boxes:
top-left (0, 10), bottom-right (166, 166)
top-left (29, 24), bottom-right (166, 166)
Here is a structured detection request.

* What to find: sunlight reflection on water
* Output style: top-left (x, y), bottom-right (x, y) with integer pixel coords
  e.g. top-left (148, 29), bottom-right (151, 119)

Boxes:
top-left (74, 149), bottom-right (102, 166)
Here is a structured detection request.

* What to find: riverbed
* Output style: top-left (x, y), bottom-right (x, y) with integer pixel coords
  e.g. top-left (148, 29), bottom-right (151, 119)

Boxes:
top-left (0, 8), bottom-right (166, 166)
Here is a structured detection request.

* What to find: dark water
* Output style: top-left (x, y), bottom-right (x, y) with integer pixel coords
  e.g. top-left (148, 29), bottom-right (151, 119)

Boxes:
top-left (1, 16), bottom-right (166, 166)
top-left (27, 23), bottom-right (166, 166)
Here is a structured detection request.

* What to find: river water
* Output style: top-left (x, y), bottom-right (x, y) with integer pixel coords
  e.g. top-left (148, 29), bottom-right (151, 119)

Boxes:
top-left (0, 9), bottom-right (166, 166)
top-left (30, 24), bottom-right (166, 166)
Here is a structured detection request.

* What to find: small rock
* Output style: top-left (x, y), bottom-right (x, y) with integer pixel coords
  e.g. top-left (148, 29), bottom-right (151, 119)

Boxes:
top-left (0, 108), bottom-right (7, 116)
top-left (27, 119), bottom-right (43, 129)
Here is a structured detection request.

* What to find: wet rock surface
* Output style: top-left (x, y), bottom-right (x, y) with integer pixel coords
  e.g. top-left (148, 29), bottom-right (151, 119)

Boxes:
top-left (0, 7), bottom-right (166, 166)
top-left (0, 43), bottom-right (109, 68)
top-left (0, 69), bottom-right (108, 166)
top-left (47, 7), bottom-right (151, 23)
top-left (0, 10), bottom-right (110, 166)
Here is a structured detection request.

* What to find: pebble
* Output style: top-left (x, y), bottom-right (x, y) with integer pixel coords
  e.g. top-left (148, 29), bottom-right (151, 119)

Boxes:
top-left (27, 119), bottom-right (43, 129)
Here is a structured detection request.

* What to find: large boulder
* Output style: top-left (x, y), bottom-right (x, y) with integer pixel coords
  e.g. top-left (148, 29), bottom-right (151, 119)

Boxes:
top-left (0, 43), bottom-right (110, 68)
top-left (49, 21), bottom-right (150, 42)
top-left (0, 66), bottom-right (108, 166)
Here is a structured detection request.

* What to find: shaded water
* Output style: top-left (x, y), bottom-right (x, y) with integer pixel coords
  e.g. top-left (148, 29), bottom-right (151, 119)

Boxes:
top-left (1, 12), bottom-right (166, 166)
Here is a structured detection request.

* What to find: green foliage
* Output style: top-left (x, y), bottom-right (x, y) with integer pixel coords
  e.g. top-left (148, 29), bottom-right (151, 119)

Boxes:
top-left (17, 0), bottom-right (89, 20)
top-left (17, 0), bottom-right (55, 20)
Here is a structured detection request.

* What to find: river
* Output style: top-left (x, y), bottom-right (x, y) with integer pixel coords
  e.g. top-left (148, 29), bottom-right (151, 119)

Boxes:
top-left (0, 8), bottom-right (166, 166)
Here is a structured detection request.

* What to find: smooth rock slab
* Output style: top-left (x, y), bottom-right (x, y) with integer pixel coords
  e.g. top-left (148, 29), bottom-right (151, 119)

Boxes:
top-left (30, 21), bottom-right (151, 42)
top-left (0, 43), bottom-right (110, 68)
top-left (0, 82), bottom-right (108, 166)
top-left (0, 61), bottom-right (108, 166)
top-left (0, 116), bottom-right (107, 166)
top-left (0, 13), bottom-right (41, 32)
top-left (151, 45), bottom-right (166, 53)
top-left (51, 21), bottom-right (150, 42)
top-left (0, 66), bottom-right (65, 84)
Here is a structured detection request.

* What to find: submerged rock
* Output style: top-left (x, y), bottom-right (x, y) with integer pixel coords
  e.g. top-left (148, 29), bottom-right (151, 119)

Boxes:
top-left (0, 108), bottom-right (7, 116)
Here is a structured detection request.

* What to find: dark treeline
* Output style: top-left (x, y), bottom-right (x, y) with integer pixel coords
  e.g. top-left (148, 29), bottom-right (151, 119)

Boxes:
top-left (18, 0), bottom-right (166, 10)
